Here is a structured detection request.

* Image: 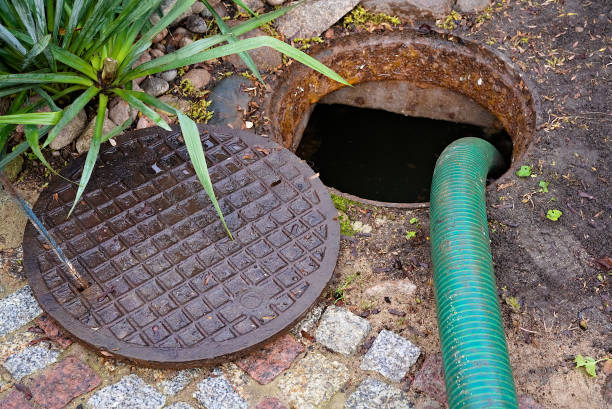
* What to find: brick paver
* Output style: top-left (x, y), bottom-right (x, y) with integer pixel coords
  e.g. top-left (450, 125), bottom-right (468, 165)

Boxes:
top-left (0, 389), bottom-right (35, 409)
top-left (236, 334), bottom-right (304, 384)
top-left (3, 345), bottom-right (59, 380)
top-left (87, 374), bottom-right (166, 409)
top-left (29, 356), bottom-right (100, 409)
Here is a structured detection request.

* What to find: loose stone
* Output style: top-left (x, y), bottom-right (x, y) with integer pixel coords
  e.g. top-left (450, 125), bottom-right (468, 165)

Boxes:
top-left (345, 377), bottom-right (413, 409)
top-left (360, 329), bottom-right (421, 382)
top-left (141, 77), bottom-right (170, 97)
top-left (277, 352), bottom-right (349, 409)
top-left (315, 305), bottom-right (371, 355)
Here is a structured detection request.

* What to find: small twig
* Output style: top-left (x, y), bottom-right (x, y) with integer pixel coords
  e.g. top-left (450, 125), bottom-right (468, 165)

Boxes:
top-left (519, 327), bottom-right (540, 334)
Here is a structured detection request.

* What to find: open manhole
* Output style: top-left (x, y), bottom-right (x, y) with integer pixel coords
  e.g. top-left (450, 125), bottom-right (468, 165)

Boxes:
top-left (265, 30), bottom-right (537, 207)
top-left (22, 125), bottom-right (339, 367)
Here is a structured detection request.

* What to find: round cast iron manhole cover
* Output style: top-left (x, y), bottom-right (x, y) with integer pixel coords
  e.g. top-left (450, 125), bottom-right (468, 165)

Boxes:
top-left (23, 125), bottom-right (340, 367)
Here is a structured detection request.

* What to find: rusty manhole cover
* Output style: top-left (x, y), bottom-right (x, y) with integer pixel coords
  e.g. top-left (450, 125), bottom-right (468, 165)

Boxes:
top-left (23, 125), bottom-right (339, 367)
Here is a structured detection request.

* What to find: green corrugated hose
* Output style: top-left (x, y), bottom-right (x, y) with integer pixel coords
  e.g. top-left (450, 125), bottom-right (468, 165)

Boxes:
top-left (430, 137), bottom-right (518, 409)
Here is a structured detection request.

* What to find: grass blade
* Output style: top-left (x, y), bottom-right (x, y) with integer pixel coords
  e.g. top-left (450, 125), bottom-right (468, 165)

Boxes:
top-left (0, 111), bottom-right (62, 125)
top-left (177, 112), bottom-right (232, 238)
top-left (61, 0), bottom-right (86, 48)
top-left (52, 0), bottom-right (63, 42)
top-left (44, 86), bottom-right (99, 147)
top-left (11, 0), bottom-right (37, 43)
top-left (21, 34), bottom-right (51, 69)
top-left (68, 93), bottom-right (108, 216)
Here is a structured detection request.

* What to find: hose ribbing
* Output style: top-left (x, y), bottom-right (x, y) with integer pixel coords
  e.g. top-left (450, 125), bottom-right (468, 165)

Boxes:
top-left (429, 137), bottom-right (518, 409)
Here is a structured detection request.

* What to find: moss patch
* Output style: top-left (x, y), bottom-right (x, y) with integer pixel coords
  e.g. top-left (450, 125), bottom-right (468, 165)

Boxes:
top-left (343, 5), bottom-right (400, 28)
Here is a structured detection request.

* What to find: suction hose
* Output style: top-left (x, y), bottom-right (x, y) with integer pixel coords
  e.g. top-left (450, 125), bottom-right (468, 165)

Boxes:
top-left (429, 137), bottom-right (518, 408)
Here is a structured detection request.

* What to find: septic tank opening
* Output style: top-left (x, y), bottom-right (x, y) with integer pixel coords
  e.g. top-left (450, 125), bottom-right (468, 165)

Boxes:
top-left (264, 31), bottom-right (537, 207)
top-left (297, 104), bottom-right (512, 203)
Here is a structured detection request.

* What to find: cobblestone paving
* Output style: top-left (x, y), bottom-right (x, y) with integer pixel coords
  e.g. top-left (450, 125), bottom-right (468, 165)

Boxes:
top-left (360, 330), bottom-right (421, 382)
top-left (87, 375), bottom-right (166, 409)
top-left (345, 377), bottom-right (413, 409)
top-left (315, 305), bottom-right (371, 355)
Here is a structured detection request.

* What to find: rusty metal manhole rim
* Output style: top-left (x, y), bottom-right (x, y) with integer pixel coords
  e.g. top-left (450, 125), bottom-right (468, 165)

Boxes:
top-left (23, 125), bottom-right (340, 367)
top-left (264, 30), bottom-right (539, 209)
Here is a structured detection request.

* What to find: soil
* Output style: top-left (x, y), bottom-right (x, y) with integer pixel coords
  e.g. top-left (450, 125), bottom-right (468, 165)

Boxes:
top-left (1, 1), bottom-right (610, 408)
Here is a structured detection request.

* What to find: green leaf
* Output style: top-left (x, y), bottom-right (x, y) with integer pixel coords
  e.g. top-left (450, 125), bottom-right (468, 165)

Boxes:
top-left (409, 217), bottom-right (418, 224)
top-left (177, 112), bottom-right (232, 239)
top-left (127, 36), bottom-right (349, 86)
top-left (516, 165), bottom-right (532, 177)
top-left (49, 45), bottom-right (97, 80)
top-left (546, 209), bottom-right (562, 221)
top-left (206, 0), bottom-right (262, 82)
top-left (231, 0), bottom-right (257, 17)
top-left (24, 124), bottom-right (58, 175)
top-left (574, 355), bottom-right (597, 377)
top-left (21, 34), bottom-right (51, 69)
top-left (69, 93), bottom-right (108, 217)
top-left (538, 180), bottom-right (549, 193)
top-left (0, 112), bottom-right (62, 125)
top-left (0, 72), bottom-right (93, 87)
top-left (0, 85), bottom-right (36, 98)
top-left (0, 23), bottom-right (27, 55)
top-left (112, 88), bottom-right (171, 131)
top-left (44, 86), bottom-right (99, 148)
top-left (405, 231), bottom-right (416, 240)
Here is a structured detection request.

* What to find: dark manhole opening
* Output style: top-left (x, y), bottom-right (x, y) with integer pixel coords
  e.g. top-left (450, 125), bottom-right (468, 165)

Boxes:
top-left (297, 104), bottom-right (512, 204)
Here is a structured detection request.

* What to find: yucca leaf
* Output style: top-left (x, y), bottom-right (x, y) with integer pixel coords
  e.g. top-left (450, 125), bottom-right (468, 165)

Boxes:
top-left (121, 33), bottom-right (230, 82)
top-left (178, 112), bottom-right (232, 238)
top-left (0, 85), bottom-right (35, 98)
top-left (49, 44), bottom-right (97, 80)
top-left (129, 36), bottom-right (349, 86)
top-left (101, 116), bottom-right (133, 143)
top-left (0, 111), bottom-right (62, 125)
top-left (121, 6), bottom-right (293, 82)
top-left (52, 0), bottom-right (63, 42)
top-left (61, 0), bottom-right (86, 48)
top-left (11, 0), bottom-right (37, 43)
top-left (205, 1), bottom-right (262, 83)
top-left (0, 125), bottom-right (51, 169)
top-left (33, 87), bottom-right (60, 111)
top-left (21, 34), bottom-right (51, 69)
top-left (118, 0), bottom-right (194, 75)
top-left (32, 0), bottom-right (47, 38)
top-left (112, 88), bottom-right (171, 131)
top-left (0, 0), bottom-right (20, 27)
top-left (0, 72), bottom-right (93, 87)
top-left (69, 93), bottom-right (108, 216)
top-left (24, 124), bottom-right (58, 175)
top-left (83, 0), bottom-right (161, 60)
top-left (0, 23), bottom-right (27, 55)
top-left (44, 86), bottom-right (99, 148)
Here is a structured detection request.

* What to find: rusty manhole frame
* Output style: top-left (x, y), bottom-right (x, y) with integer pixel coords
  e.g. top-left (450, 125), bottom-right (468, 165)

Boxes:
top-left (264, 30), bottom-right (538, 208)
top-left (23, 125), bottom-right (340, 368)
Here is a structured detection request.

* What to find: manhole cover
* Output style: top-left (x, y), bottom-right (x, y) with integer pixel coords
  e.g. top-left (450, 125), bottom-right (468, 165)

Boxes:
top-left (23, 125), bottom-right (339, 367)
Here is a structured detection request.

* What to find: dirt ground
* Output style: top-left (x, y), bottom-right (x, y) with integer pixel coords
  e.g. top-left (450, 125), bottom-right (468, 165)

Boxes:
top-left (0, 0), bottom-right (610, 408)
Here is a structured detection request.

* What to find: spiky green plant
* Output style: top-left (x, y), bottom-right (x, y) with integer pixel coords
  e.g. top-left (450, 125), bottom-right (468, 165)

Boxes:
top-left (0, 0), bottom-right (348, 236)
